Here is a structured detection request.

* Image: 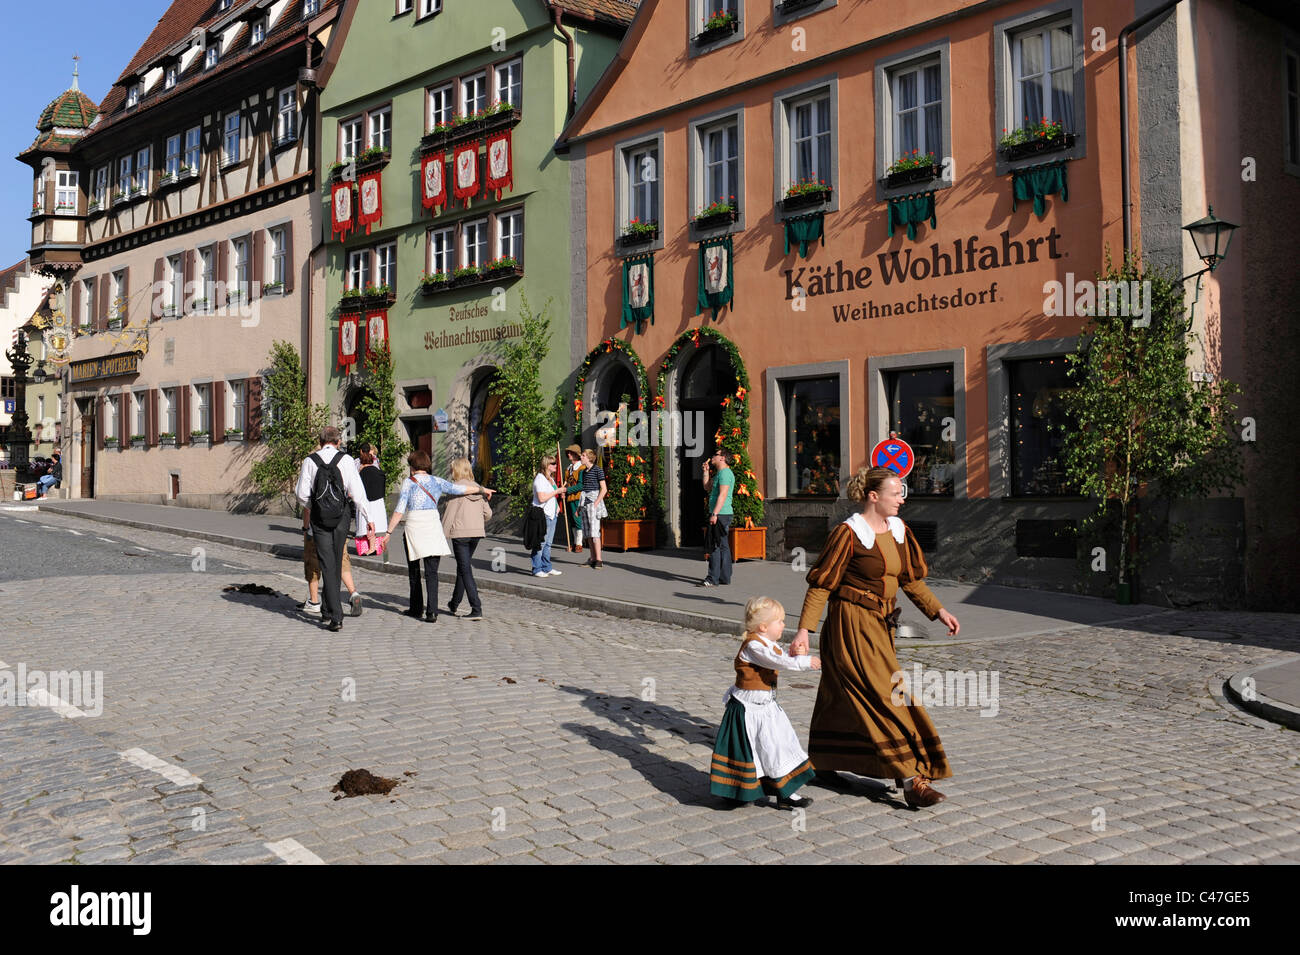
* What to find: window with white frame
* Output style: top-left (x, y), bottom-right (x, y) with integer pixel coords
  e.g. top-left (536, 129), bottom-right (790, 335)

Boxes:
top-left (347, 249), bottom-right (371, 291)
top-left (397, 0), bottom-right (413, 13)
top-left (227, 380), bottom-right (245, 436)
top-left (698, 120), bottom-right (738, 213)
top-left (55, 171), bottom-right (78, 213)
top-left (376, 242), bottom-right (397, 289)
top-left (80, 279), bottom-right (93, 328)
top-left (1010, 19), bottom-right (1075, 133)
top-left (165, 66), bottom-right (177, 90)
top-left (251, 19), bottom-right (265, 46)
top-left (428, 83), bottom-right (454, 129)
top-left (890, 59), bottom-right (942, 164)
top-left (184, 126), bottom-right (200, 173)
top-left (164, 134), bottom-right (181, 179)
top-left (199, 246), bottom-right (215, 307)
top-left (117, 155), bottom-right (133, 197)
top-left (111, 270), bottom-right (126, 325)
top-left (303, 0), bottom-right (319, 15)
top-left (106, 395), bottom-right (118, 441)
top-left (496, 210), bottom-right (523, 262)
top-left (495, 59), bottom-right (522, 109)
top-left (625, 142), bottom-right (660, 226)
top-left (223, 112), bottom-right (241, 165)
top-left (92, 166), bottom-right (108, 208)
top-left (269, 226), bottom-right (287, 289)
top-left (162, 388), bottom-right (176, 436)
top-left (461, 71), bottom-right (487, 117)
top-left (1286, 46), bottom-right (1299, 168)
top-left (693, 0), bottom-right (738, 39)
top-left (428, 226), bottom-right (455, 275)
top-left (167, 255), bottom-right (183, 314)
top-left (134, 391), bottom-right (147, 439)
top-left (339, 116), bottom-right (363, 161)
top-left (233, 238), bottom-right (249, 299)
top-left (205, 45), bottom-right (219, 70)
top-left (462, 219), bottom-right (489, 269)
top-left (134, 147), bottom-right (150, 193)
top-left (368, 106), bottom-right (392, 151)
top-left (787, 90), bottom-right (831, 187)
top-left (126, 85), bottom-right (139, 108)
top-left (418, 0), bottom-right (441, 18)
top-left (194, 383), bottom-right (211, 435)
top-left (276, 88), bottom-right (297, 144)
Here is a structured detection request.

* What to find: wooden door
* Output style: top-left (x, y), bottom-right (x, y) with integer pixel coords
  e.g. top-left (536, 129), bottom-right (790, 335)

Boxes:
top-left (80, 410), bottom-right (95, 498)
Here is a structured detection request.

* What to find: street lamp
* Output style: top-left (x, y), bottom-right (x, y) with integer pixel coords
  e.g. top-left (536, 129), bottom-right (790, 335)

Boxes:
top-left (31, 360), bottom-right (48, 385)
top-left (1181, 205), bottom-right (1240, 329)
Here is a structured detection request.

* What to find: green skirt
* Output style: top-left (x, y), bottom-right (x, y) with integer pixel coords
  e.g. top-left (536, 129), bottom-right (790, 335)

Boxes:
top-left (709, 698), bottom-right (815, 801)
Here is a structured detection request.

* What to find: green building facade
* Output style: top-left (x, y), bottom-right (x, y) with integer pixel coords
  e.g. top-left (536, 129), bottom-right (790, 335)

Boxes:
top-left (317, 0), bottom-right (632, 482)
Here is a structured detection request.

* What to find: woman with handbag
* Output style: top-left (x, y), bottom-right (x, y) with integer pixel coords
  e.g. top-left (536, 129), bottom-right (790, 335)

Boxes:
top-left (442, 457), bottom-right (493, 619)
top-left (354, 444), bottom-right (388, 557)
top-left (381, 450), bottom-right (491, 623)
top-left (529, 454), bottom-right (566, 577)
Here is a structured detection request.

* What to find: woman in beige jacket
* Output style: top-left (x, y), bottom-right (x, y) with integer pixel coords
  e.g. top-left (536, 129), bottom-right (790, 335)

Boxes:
top-left (441, 457), bottom-right (493, 620)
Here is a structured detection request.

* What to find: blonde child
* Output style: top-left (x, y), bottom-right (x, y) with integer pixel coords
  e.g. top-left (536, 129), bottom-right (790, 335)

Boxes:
top-left (710, 596), bottom-right (821, 809)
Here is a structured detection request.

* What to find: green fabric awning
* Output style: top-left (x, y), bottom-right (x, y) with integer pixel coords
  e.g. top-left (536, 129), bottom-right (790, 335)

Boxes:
top-left (1012, 162), bottom-right (1069, 218)
top-left (784, 212), bottom-right (824, 259)
top-left (888, 192), bottom-right (937, 240)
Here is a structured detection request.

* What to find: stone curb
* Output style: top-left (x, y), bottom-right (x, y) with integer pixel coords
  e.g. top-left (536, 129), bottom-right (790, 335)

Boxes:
top-left (1224, 659), bottom-right (1300, 731)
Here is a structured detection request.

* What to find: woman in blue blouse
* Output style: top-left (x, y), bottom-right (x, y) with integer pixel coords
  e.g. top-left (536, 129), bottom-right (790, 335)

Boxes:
top-left (381, 449), bottom-right (492, 622)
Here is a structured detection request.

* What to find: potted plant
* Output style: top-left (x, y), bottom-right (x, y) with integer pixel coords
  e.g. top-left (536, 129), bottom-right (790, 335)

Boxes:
top-left (599, 404), bottom-right (656, 551)
top-left (483, 256), bottom-right (522, 279)
top-left (362, 283), bottom-right (395, 306)
top-left (339, 287), bottom-right (365, 311)
top-left (263, 281), bottom-right (284, 294)
top-left (179, 163), bottom-right (195, 178)
top-left (356, 145), bottom-right (390, 170)
top-left (777, 0), bottom-right (821, 13)
top-left (782, 178), bottom-right (833, 210)
top-left (87, 198), bottom-right (101, 213)
top-left (421, 122), bottom-right (455, 150)
top-left (159, 432), bottom-right (177, 447)
top-left (161, 303), bottom-right (178, 318)
top-left (112, 189), bottom-right (127, 203)
top-left (450, 265), bottom-right (482, 287)
top-left (130, 433), bottom-right (147, 449)
top-left (693, 197), bottom-right (739, 229)
top-left (224, 427), bottom-right (244, 441)
top-left (619, 218), bottom-right (659, 247)
top-left (419, 270), bottom-right (450, 294)
top-left (158, 171), bottom-right (176, 187)
top-left (55, 201), bottom-right (76, 213)
top-left (999, 117), bottom-right (1074, 161)
top-left (695, 9), bottom-right (739, 44)
top-left (190, 429), bottom-right (210, 444)
top-left (483, 101), bottom-right (521, 132)
top-left (104, 435), bottom-right (119, 447)
top-left (713, 387), bottom-right (766, 560)
top-left (884, 150), bottom-right (939, 189)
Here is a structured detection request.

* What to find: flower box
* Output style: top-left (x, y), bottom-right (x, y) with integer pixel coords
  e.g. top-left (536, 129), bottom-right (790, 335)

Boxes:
top-left (354, 148), bottom-right (391, 173)
top-left (421, 128), bottom-right (453, 151)
top-left (362, 289), bottom-right (396, 308)
top-left (777, 0), bottom-right (822, 13)
top-left (1000, 132), bottom-right (1075, 163)
top-left (694, 14), bottom-right (739, 45)
top-left (884, 164), bottom-right (939, 189)
top-left (87, 200), bottom-right (102, 215)
top-left (103, 437), bottom-right (119, 447)
top-left (619, 224), bottom-right (659, 248)
top-left (262, 282), bottom-right (284, 295)
top-left (601, 519), bottom-right (656, 552)
top-left (131, 435), bottom-right (147, 449)
top-left (728, 524), bottom-right (767, 561)
top-left (449, 268), bottom-right (483, 288)
top-left (780, 187), bottom-right (832, 212)
top-left (159, 433), bottom-right (177, 447)
top-left (483, 265), bottom-right (524, 282)
top-left (339, 293), bottom-right (366, 312)
top-left (224, 429), bottom-right (245, 442)
top-left (693, 207), bottom-right (739, 230)
top-left (190, 430), bottom-right (210, 446)
top-left (483, 105), bottom-right (521, 133)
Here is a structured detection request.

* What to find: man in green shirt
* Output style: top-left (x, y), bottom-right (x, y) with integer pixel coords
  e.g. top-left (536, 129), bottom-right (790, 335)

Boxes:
top-left (702, 449), bottom-right (735, 586)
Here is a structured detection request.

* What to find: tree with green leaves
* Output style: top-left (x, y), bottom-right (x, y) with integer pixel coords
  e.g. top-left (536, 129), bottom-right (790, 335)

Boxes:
top-left (490, 295), bottom-right (562, 519)
top-left (249, 340), bottom-right (330, 505)
top-left (1058, 255), bottom-right (1244, 597)
top-left (351, 342), bottom-right (410, 494)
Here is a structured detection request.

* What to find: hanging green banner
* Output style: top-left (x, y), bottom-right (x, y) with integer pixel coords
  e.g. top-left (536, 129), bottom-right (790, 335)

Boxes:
top-left (621, 253), bottom-right (655, 334)
top-left (696, 236), bottom-right (734, 320)
top-left (784, 212), bottom-right (825, 259)
top-left (888, 192), bottom-right (937, 240)
top-left (1012, 162), bottom-right (1068, 219)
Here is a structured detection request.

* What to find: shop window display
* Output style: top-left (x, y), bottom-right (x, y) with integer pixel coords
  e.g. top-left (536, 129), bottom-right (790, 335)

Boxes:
top-left (885, 366), bottom-right (955, 496)
top-left (783, 377), bottom-right (840, 496)
top-left (1009, 356), bottom-right (1076, 496)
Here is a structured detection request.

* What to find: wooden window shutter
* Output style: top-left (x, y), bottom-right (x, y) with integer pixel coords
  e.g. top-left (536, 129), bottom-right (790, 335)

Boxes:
top-left (251, 230), bottom-right (265, 298)
top-left (282, 226), bottom-right (294, 294)
top-left (96, 397), bottom-right (105, 450)
top-left (120, 394), bottom-right (130, 445)
top-left (152, 257), bottom-right (165, 320)
top-left (183, 250), bottom-right (196, 311)
top-left (245, 377), bottom-right (263, 441)
top-left (71, 279), bottom-right (82, 328)
top-left (216, 241), bottom-right (229, 308)
top-left (147, 388), bottom-right (158, 446)
top-left (212, 381), bottom-right (226, 443)
top-left (97, 275), bottom-right (109, 331)
top-left (180, 385), bottom-right (191, 445)
top-left (121, 269), bottom-right (129, 325)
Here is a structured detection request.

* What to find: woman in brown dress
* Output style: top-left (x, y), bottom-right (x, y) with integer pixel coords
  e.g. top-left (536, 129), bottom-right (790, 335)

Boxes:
top-left (789, 467), bottom-right (960, 808)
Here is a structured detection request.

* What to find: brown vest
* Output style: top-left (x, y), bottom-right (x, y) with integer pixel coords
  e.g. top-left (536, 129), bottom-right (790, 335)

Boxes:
top-left (734, 636), bottom-right (779, 691)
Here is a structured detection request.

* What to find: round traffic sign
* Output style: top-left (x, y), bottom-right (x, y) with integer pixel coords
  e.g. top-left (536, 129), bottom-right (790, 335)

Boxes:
top-left (870, 437), bottom-right (915, 478)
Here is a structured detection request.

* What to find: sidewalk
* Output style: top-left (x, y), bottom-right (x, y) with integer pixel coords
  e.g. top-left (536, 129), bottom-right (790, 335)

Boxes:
top-left (34, 499), bottom-right (1169, 643)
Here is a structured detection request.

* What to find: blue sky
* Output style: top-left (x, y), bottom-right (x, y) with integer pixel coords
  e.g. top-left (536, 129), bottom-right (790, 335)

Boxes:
top-left (2, 1), bottom-right (169, 269)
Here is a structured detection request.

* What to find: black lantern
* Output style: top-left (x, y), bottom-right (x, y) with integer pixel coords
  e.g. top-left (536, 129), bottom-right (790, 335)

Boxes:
top-left (1182, 206), bottom-right (1239, 274)
top-left (31, 359), bottom-right (48, 385)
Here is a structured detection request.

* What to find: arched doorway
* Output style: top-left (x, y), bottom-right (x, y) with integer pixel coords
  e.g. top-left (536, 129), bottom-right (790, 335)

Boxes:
top-left (468, 368), bottom-right (504, 485)
top-left (342, 385), bottom-right (372, 456)
top-left (678, 344), bottom-right (736, 546)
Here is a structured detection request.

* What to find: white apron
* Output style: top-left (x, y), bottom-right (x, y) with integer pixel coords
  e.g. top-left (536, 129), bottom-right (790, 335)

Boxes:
top-left (403, 508), bottom-right (451, 561)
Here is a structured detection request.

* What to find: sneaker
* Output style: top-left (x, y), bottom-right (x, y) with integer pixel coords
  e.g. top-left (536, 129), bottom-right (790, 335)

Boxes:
top-left (594, 561), bottom-right (604, 569)
top-left (547, 569), bottom-right (563, 576)
top-left (327, 620), bottom-right (342, 633)
top-left (467, 610), bottom-right (484, 621)
top-left (533, 571), bottom-right (549, 577)
top-left (775, 794), bottom-right (814, 810)
top-left (700, 580), bottom-right (714, 588)
top-left (349, 592), bottom-right (363, 617)
top-left (301, 600), bottom-right (322, 614)
top-left (447, 604), bottom-right (459, 616)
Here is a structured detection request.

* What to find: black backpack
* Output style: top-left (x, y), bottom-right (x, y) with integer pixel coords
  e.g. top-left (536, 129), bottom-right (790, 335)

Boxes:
top-left (309, 451), bottom-right (348, 529)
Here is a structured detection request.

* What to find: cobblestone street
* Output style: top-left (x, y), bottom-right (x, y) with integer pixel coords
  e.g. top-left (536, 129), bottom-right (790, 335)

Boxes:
top-left (2, 507), bottom-right (1298, 865)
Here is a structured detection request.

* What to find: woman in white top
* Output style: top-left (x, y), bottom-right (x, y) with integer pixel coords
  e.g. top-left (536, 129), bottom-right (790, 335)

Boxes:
top-left (354, 444), bottom-right (388, 556)
top-left (530, 454), bottom-right (567, 577)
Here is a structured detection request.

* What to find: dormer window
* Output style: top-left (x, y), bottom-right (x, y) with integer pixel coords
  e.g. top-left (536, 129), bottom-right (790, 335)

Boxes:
top-left (303, 0), bottom-right (319, 17)
top-left (251, 19), bottom-right (266, 46)
top-left (205, 45), bottom-right (219, 70)
top-left (219, 0), bottom-right (232, 9)
top-left (165, 66), bottom-right (177, 90)
top-left (126, 85), bottom-right (139, 108)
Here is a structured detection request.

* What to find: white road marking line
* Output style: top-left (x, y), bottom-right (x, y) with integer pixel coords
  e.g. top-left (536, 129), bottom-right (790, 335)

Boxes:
top-left (65, 529), bottom-right (83, 536)
top-left (26, 687), bottom-right (89, 719)
top-left (118, 748), bottom-right (203, 787)
top-left (97, 537), bottom-right (117, 543)
top-left (0, 660), bottom-right (9, 669)
top-left (265, 839), bottom-right (325, 865)
top-left (278, 573), bottom-right (304, 583)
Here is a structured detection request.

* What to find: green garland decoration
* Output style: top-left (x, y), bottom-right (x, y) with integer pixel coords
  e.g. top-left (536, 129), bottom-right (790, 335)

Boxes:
top-left (573, 337), bottom-right (654, 521)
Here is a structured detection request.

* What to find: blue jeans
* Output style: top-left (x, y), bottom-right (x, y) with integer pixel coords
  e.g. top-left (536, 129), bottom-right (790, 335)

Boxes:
top-left (37, 474), bottom-right (58, 497)
top-left (531, 514), bottom-right (556, 574)
top-left (706, 515), bottom-right (733, 585)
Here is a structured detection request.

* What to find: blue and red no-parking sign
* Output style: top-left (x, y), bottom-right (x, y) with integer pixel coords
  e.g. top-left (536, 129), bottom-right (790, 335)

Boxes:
top-left (870, 437), bottom-right (915, 478)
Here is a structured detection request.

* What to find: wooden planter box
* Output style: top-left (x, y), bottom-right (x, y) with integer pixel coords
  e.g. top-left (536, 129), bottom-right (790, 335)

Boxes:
top-left (448, 271), bottom-right (484, 288)
top-left (619, 226), bottom-right (659, 248)
top-left (338, 297), bottom-right (366, 313)
top-left (421, 129), bottom-right (452, 151)
top-left (419, 281), bottom-right (450, 297)
top-left (778, 0), bottom-right (822, 13)
top-left (780, 188), bottom-right (832, 212)
top-left (693, 208), bottom-right (739, 230)
top-left (729, 525), bottom-right (767, 560)
top-left (602, 519), bottom-right (656, 552)
top-left (483, 106), bottom-right (521, 133)
top-left (483, 265), bottom-right (524, 282)
top-left (362, 291), bottom-right (397, 309)
top-left (1000, 133), bottom-right (1075, 163)
top-left (694, 18), bottom-right (739, 45)
top-left (884, 164), bottom-right (939, 189)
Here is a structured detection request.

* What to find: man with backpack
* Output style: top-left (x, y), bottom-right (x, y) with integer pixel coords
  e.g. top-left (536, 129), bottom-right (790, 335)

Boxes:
top-left (294, 425), bottom-right (375, 632)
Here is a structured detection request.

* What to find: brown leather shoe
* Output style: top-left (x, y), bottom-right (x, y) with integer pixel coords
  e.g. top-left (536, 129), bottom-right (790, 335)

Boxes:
top-left (904, 777), bottom-right (946, 809)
